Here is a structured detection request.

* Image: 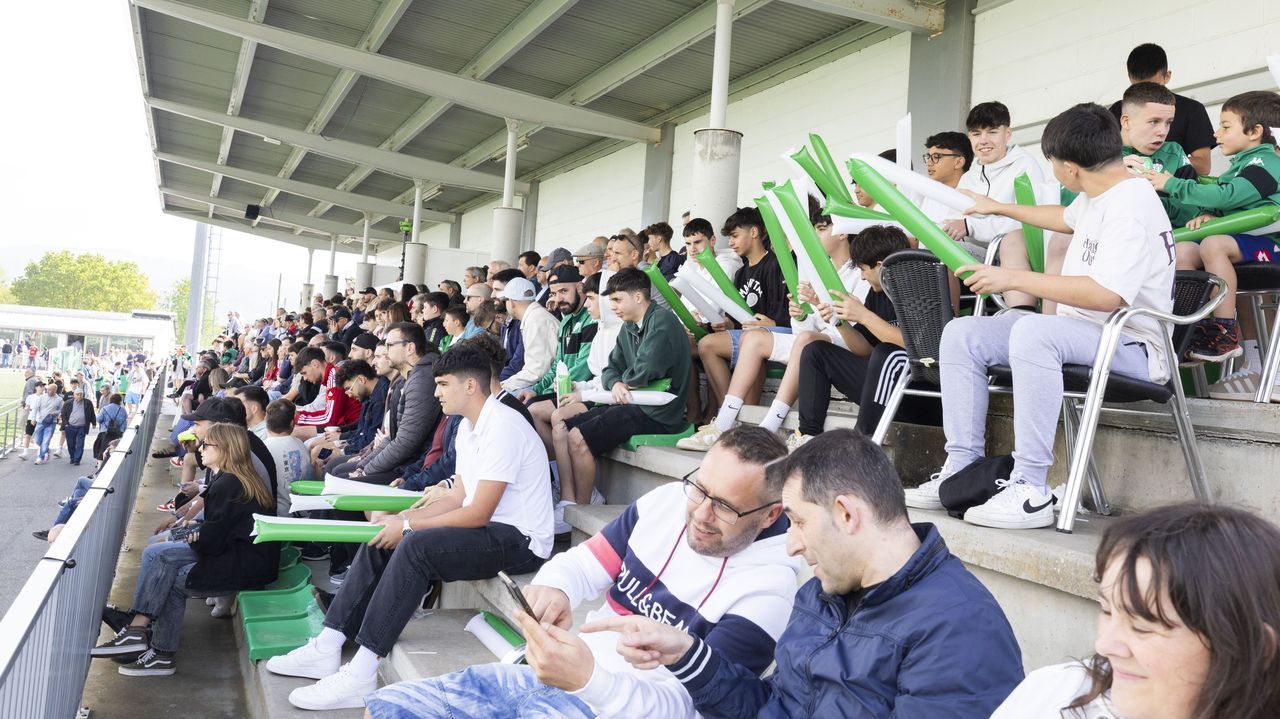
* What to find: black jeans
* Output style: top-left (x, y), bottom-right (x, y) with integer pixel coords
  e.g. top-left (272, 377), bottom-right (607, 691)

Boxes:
top-left (323, 522), bottom-right (544, 657)
top-left (797, 341), bottom-right (942, 436)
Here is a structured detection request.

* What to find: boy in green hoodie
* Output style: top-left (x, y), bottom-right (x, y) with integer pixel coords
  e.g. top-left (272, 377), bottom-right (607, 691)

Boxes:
top-left (1148, 90), bottom-right (1280, 363)
top-left (1119, 82), bottom-right (1201, 227)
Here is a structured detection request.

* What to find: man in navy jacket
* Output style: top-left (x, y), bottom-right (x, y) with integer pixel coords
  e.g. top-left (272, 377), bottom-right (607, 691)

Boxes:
top-left (591, 429), bottom-right (1023, 718)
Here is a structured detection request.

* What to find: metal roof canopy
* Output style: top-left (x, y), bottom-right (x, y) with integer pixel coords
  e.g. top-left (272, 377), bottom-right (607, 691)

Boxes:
top-left (130, 0), bottom-right (943, 250)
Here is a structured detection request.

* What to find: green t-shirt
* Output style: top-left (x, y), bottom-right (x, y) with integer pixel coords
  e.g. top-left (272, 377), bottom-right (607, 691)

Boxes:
top-left (1123, 141), bottom-right (1201, 226)
top-left (1164, 142), bottom-right (1280, 238)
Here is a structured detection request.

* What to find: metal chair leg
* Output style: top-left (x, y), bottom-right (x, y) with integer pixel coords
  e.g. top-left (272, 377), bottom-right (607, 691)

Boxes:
top-left (871, 372), bottom-right (910, 446)
top-left (1255, 294), bottom-right (1280, 403)
top-left (1251, 294), bottom-right (1270, 358)
top-left (1190, 365), bottom-right (1209, 398)
top-left (1164, 333), bottom-right (1214, 502)
top-left (1060, 399), bottom-right (1110, 516)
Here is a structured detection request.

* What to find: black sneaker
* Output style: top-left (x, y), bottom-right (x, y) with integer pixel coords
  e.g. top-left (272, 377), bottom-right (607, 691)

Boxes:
top-left (103, 605), bottom-right (133, 634)
top-left (91, 626), bottom-right (150, 657)
top-left (300, 544), bottom-right (330, 562)
top-left (117, 648), bottom-right (176, 676)
top-left (32, 530), bottom-right (49, 541)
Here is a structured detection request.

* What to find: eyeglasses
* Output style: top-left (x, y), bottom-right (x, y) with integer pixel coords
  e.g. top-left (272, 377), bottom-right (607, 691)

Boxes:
top-left (199, 442), bottom-right (218, 450)
top-left (921, 152), bottom-right (963, 165)
top-left (385, 340), bottom-right (409, 348)
top-left (681, 472), bottom-right (777, 525)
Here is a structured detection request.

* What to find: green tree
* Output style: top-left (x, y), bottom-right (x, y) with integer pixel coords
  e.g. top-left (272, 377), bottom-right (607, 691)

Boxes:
top-left (165, 278), bottom-right (218, 347)
top-left (0, 269), bottom-right (15, 304)
top-left (10, 251), bottom-right (157, 311)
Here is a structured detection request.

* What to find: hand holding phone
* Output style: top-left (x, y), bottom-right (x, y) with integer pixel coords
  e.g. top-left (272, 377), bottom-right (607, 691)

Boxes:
top-left (498, 571), bottom-right (536, 619)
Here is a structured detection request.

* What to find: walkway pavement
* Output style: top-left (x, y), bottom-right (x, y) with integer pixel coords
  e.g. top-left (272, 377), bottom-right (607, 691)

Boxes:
top-left (0, 434), bottom-right (95, 615)
top-left (79, 407), bottom-right (252, 718)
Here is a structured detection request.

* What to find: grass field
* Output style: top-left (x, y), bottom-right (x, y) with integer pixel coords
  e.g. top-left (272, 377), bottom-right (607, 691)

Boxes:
top-left (0, 370), bottom-right (27, 407)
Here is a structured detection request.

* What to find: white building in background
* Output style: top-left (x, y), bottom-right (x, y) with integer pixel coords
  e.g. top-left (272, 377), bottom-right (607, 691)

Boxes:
top-left (0, 304), bottom-right (175, 361)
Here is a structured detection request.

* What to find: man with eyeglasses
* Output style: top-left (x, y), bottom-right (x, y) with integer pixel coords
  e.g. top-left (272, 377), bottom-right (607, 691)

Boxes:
top-left (919, 131), bottom-right (974, 216)
top-left (363, 426), bottom-right (803, 718)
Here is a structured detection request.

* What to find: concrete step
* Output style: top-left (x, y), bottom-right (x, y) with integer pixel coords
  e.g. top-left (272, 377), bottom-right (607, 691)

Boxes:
top-left (562, 503), bottom-right (625, 544)
top-left (237, 615), bottom-right (367, 719)
top-left (384, 608), bottom-right (503, 684)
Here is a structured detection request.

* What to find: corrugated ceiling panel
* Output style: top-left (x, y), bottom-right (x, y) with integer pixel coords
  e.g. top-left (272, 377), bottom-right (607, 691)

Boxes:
top-left (217, 177), bottom-right (273, 204)
top-left (263, 0), bottom-right (375, 45)
top-left (289, 153), bottom-right (360, 188)
top-left (398, 105), bottom-right (507, 161)
top-left (380, 0), bottom-right (534, 73)
top-left (321, 76), bottom-right (429, 147)
top-left (159, 163), bottom-right (216, 190)
top-left (239, 46), bottom-right (343, 128)
top-left (350, 170), bottom-right (412, 201)
top-left (225, 132), bottom-right (295, 175)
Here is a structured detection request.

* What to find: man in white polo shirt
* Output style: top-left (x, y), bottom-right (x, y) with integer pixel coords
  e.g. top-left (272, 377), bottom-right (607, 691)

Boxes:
top-left (268, 343), bottom-right (554, 711)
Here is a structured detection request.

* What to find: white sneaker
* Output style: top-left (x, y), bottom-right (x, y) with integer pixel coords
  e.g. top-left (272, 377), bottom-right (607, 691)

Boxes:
top-left (52, 447), bottom-right (62, 457)
top-left (1050, 484), bottom-right (1091, 517)
top-left (211, 595), bottom-right (236, 618)
top-left (904, 467), bottom-right (955, 510)
top-left (963, 477), bottom-right (1055, 530)
top-left (676, 424), bottom-right (721, 452)
top-left (265, 636), bottom-right (341, 680)
top-left (288, 664), bottom-right (377, 711)
top-left (553, 500), bottom-right (573, 535)
top-left (19, 449), bottom-right (27, 460)
top-left (785, 431), bottom-right (813, 453)
top-left (1208, 369), bottom-right (1258, 401)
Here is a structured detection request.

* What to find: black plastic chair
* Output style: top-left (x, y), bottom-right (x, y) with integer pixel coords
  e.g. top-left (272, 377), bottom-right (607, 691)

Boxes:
top-left (870, 250), bottom-right (954, 446)
top-left (985, 270), bottom-right (1224, 532)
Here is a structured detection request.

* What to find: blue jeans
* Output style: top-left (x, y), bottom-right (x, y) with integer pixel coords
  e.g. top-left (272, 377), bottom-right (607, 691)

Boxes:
top-left (64, 424), bottom-right (87, 463)
top-left (52, 476), bottom-right (94, 526)
top-left (131, 541), bottom-right (199, 653)
top-left (366, 664), bottom-right (593, 719)
top-left (33, 419), bottom-right (56, 461)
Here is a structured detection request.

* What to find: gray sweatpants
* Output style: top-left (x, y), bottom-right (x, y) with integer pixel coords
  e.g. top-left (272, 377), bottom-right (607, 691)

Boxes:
top-left (940, 313), bottom-right (1152, 489)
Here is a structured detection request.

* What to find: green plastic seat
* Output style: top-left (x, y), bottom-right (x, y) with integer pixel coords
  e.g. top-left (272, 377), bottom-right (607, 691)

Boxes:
top-left (262, 563), bottom-right (312, 593)
top-left (278, 545), bottom-right (301, 570)
top-left (765, 366), bottom-right (785, 380)
top-left (623, 423), bottom-right (695, 452)
top-left (243, 605), bottom-right (326, 661)
top-left (240, 584), bottom-right (317, 624)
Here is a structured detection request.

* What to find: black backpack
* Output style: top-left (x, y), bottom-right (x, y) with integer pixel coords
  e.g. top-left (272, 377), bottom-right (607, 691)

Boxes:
top-left (938, 455), bottom-right (1014, 519)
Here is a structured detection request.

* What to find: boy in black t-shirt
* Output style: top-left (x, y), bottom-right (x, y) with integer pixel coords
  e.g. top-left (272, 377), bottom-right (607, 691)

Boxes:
top-left (1107, 43), bottom-right (1215, 176)
top-left (792, 226), bottom-right (940, 444)
top-left (694, 207), bottom-right (791, 416)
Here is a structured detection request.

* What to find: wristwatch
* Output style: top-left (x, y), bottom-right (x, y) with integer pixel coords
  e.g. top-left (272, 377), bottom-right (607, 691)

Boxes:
top-left (401, 517), bottom-right (414, 537)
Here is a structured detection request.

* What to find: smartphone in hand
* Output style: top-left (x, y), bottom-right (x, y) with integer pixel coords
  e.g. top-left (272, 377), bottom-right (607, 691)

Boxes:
top-left (498, 571), bottom-right (536, 619)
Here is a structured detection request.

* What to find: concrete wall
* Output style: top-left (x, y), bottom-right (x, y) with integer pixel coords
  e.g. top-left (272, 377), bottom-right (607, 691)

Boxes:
top-left (427, 0), bottom-right (1280, 261)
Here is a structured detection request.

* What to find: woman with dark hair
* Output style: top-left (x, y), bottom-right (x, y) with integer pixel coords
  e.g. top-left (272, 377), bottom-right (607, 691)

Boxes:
top-left (993, 503), bottom-right (1280, 719)
top-left (399, 283), bottom-right (418, 305)
top-left (384, 302), bottom-right (411, 325)
top-left (91, 423), bottom-right (278, 676)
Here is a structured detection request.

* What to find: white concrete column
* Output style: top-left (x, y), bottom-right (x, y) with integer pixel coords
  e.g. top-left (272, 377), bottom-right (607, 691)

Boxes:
top-left (691, 0), bottom-right (741, 231)
top-left (492, 118), bottom-right (524, 262)
top-left (300, 283), bottom-right (314, 309)
top-left (709, 0), bottom-right (735, 129)
top-left (185, 222), bottom-right (209, 350)
top-left (355, 262), bottom-right (375, 289)
top-left (404, 180), bottom-right (428, 284)
top-left (361, 214), bottom-right (371, 261)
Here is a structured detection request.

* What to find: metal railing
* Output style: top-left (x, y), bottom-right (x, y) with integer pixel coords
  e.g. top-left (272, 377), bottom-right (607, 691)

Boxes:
top-left (0, 399), bottom-right (22, 459)
top-left (0, 369), bottom-right (166, 718)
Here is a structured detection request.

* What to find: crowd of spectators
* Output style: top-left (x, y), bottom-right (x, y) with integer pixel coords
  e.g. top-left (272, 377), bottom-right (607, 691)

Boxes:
top-left (75, 41), bottom-right (1280, 718)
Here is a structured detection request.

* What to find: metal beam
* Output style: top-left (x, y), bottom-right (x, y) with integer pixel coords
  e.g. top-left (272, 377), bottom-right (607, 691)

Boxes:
top-left (156, 151), bottom-right (454, 223)
top-left (451, 23), bottom-right (898, 215)
top-left (256, 0), bottom-right (413, 217)
top-left (149, 97), bottom-right (520, 194)
top-left (160, 186), bottom-right (403, 241)
top-left (134, 0), bottom-right (660, 143)
top-left (300, 0), bottom-right (579, 221)
top-left (211, 0), bottom-right (269, 199)
top-left (370, 0), bottom-right (774, 226)
top-left (777, 0), bottom-right (943, 33)
top-left (165, 209), bottom-right (366, 254)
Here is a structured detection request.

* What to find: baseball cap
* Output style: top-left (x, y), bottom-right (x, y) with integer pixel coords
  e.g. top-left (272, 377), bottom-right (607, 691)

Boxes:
top-left (463, 284), bottom-right (492, 299)
top-left (352, 332), bottom-right (379, 351)
top-left (538, 247), bottom-right (572, 271)
top-left (573, 243), bottom-right (604, 258)
top-left (547, 266), bottom-right (584, 285)
top-left (361, 286), bottom-right (377, 295)
top-left (331, 306), bottom-right (352, 320)
top-left (497, 277), bottom-right (537, 301)
top-left (180, 397), bottom-right (243, 424)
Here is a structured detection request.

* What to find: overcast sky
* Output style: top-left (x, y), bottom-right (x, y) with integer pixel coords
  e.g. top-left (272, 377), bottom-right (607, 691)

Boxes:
top-left (0, 2), bottom-right (359, 320)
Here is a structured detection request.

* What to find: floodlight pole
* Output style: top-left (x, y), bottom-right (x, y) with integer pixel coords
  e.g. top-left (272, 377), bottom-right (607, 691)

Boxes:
top-left (185, 222), bottom-right (209, 350)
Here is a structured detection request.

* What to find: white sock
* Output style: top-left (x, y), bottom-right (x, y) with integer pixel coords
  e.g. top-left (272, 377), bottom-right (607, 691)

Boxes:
top-left (758, 400), bottom-right (791, 433)
top-left (1241, 340), bottom-right (1261, 373)
top-left (713, 395), bottom-right (743, 432)
top-left (347, 646), bottom-right (380, 681)
top-left (315, 627), bottom-right (346, 653)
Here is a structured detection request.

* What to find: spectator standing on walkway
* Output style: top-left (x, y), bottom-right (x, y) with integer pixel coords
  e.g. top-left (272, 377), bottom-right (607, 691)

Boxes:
top-left (95, 393), bottom-right (128, 461)
top-left (60, 388), bottom-right (96, 466)
top-left (30, 382), bottom-right (63, 465)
